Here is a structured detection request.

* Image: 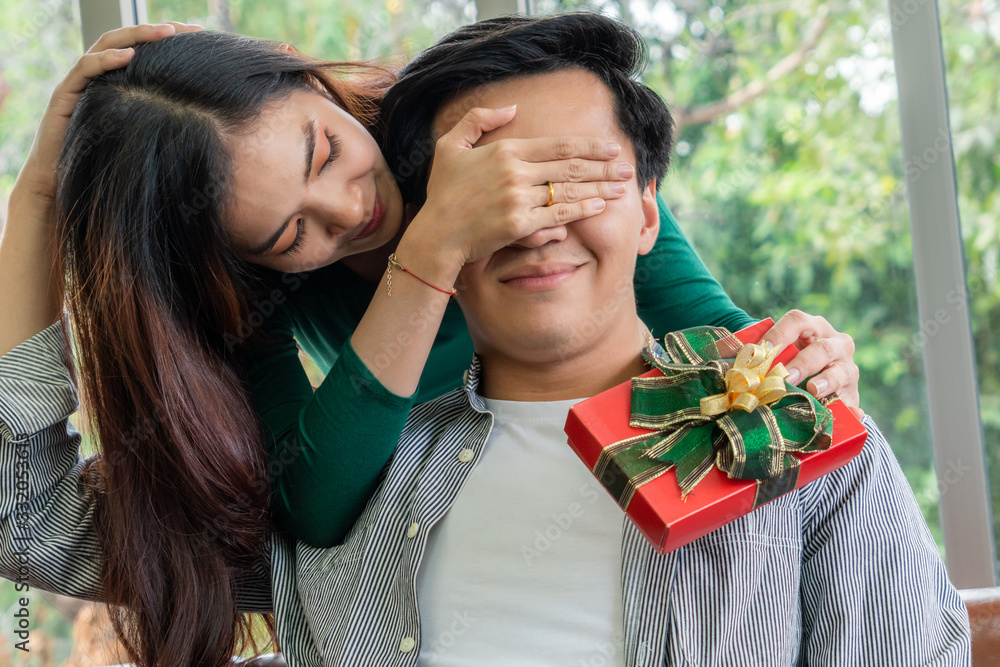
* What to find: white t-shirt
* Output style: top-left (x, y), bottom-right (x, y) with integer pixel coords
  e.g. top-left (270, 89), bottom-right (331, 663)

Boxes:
top-left (416, 397), bottom-right (626, 666)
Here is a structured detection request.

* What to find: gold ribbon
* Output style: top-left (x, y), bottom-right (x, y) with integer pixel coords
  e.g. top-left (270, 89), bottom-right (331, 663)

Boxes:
top-left (699, 342), bottom-right (789, 416)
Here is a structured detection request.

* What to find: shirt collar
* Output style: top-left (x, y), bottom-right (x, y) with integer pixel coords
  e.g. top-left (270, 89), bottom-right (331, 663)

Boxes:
top-left (459, 339), bottom-right (664, 413)
top-left (462, 354), bottom-right (489, 413)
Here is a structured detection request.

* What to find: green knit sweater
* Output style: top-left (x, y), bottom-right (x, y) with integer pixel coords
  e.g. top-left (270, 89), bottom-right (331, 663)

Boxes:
top-left (243, 195), bottom-right (754, 547)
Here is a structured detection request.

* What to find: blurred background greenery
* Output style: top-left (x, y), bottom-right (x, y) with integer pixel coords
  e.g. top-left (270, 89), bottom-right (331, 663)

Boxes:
top-left (1, 0), bottom-right (997, 663)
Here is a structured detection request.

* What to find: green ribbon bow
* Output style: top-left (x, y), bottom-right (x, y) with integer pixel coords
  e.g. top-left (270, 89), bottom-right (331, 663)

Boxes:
top-left (592, 326), bottom-right (834, 510)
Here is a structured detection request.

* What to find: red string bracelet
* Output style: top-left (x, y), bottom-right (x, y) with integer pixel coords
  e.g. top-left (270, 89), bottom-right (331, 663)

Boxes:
top-left (386, 253), bottom-right (457, 297)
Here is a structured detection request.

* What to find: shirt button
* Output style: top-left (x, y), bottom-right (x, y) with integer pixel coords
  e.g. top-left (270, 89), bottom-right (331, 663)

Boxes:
top-left (457, 448), bottom-right (475, 463)
top-left (399, 636), bottom-right (416, 653)
top-left (406, 522), bottom-right (419, 539)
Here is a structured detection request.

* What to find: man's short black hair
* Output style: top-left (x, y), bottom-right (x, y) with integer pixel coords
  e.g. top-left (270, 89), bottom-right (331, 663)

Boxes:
top-left (379, 13), bottom-right (675, 206)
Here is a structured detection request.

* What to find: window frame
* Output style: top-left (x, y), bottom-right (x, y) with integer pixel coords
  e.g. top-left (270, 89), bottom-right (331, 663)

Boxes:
top-left (886, 0), bottom-right (996, 587)
top-left (79, 0), bottom-right (146, 48)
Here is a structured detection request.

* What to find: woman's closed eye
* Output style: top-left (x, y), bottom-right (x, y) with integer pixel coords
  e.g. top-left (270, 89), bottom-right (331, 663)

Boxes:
top-left (277, 134), bottom-right (338, 258)
top-left (281, 218), bottom-right (306, 257)
top-left (321, 132), bottom-right (342, 172)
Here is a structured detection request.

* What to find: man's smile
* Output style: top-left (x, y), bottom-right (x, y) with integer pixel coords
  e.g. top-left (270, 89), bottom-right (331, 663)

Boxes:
top-left (498, 262), bottom-right (583, 290)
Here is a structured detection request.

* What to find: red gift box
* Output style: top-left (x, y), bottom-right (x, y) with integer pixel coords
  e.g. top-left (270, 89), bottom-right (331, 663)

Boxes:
top-left (564, 319), bottom-right (869, 554)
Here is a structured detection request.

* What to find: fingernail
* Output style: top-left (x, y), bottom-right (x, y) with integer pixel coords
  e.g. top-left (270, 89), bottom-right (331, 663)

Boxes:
top-left (496, 104), bottom-right (516, 113)
top-left (786, 368), bottom-right (800, 385)
top-left (606, 142), bottom-right (621, 157)
top-left (611, 182), bottom-right (627, 194)
top-left (592, 199), bottom-right (606, 212)
top-left (812, 378), bottom-right (828, 395)
top-left (618, 164), bottom-right (634, 179)
top-left (117, 48), bottom-right (134, 57)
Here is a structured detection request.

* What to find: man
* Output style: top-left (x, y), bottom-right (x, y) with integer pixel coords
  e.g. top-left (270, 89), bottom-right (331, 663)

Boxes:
top-left (287, 13), bottom-right (970, 666)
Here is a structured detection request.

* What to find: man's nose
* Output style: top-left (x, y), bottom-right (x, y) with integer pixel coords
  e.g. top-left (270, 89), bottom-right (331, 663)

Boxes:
top-left (510, 225), bottom-right (569, 249)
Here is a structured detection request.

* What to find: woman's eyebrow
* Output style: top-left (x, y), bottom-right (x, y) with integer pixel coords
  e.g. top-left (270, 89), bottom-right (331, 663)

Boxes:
top-left (303, 117), bottom-right (317, 181)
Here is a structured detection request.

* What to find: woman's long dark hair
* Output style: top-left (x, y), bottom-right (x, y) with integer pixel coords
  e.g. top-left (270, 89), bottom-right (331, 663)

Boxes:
top-left (55, 31), bottom-right (394, 666)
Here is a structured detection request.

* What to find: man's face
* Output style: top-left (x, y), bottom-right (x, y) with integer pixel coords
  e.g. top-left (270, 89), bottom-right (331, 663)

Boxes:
top-left (432, 69), bottom-right (660, 365)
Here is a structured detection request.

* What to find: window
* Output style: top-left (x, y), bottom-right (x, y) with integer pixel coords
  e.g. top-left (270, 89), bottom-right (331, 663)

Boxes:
top-left (939, 0), bottom-right (1000, 572)
top-left (1, 0), bottom-right (993, 660)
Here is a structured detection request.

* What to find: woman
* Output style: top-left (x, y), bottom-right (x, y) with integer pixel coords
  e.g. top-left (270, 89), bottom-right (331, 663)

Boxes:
top-left (0, 21), bottom-right (860, 666)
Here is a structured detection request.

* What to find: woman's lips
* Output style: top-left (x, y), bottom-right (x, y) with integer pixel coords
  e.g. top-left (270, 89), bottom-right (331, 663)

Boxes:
top-left (354, 191), bottom-right (384, 240)
top-left (500, 264), bottom-right (580, 290)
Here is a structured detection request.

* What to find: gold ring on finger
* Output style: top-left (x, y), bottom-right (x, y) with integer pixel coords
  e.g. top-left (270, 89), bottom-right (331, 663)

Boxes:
top-left (546, 181), bottom-right (554, 207)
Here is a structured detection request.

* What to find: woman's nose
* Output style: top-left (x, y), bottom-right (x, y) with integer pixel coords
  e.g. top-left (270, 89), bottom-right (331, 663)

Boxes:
top-left (319, 181), bottom-right (365, 237)
top-left (510, 225), bottom-right (569, 249)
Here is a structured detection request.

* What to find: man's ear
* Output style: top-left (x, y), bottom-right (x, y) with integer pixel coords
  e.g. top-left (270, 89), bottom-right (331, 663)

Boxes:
top-left (637, 180), bottom-right (660, 256)
top-left (278, 43), bottom-right (301, 56)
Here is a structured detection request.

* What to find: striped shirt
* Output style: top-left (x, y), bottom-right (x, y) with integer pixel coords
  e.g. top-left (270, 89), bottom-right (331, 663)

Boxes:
top-left (0, 322), bottom-right (971, 665)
